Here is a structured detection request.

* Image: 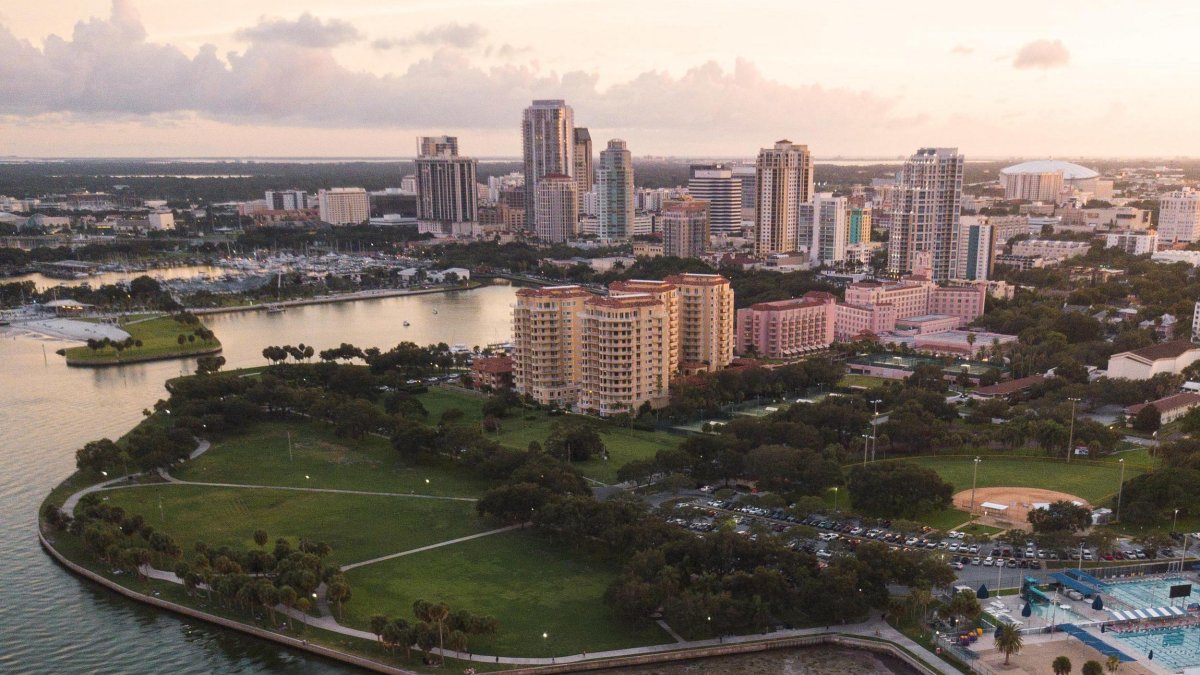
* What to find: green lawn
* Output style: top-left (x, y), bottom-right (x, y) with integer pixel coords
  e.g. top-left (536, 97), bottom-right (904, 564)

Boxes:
top-left (906, 456), bottom-right (1142, 504)
top-left (96, 484), bottom-right (487, 565)
top-left (837, 374), bottom-right (889, 390)
top-left (418, 388), bottom-right (682, 484)
top-left (176, 421), bottom-right (492, 497)
top-left (916, 507), bottom-right (973, 532)
top-left (63, 315), bottom-right (220, 362)
top-left (343, 528), bottom-right (670, 657)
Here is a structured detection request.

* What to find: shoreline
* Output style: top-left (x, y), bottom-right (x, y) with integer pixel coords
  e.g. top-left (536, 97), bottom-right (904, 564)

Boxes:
top-left (38, 529), bottom-right (938, 675)
top-left (63, 344), bottom-right (223, 367)
top-left (187, 283), bottom-right (482, 316)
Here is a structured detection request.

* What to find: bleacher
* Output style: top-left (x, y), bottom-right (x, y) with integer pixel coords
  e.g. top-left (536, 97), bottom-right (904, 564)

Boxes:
top-left (1051, 572), bottom-right (1101, 597)
top-left (1058, 624), bottom-right (1137, 662)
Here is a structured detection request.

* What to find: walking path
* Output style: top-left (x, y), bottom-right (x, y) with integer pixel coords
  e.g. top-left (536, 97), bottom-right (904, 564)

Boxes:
top-left (154, 472), bottom-right (477, 503)
top-left (656, 619), bottom-right (686, 643)
top-left (340, 526), bottom-right (521, 572)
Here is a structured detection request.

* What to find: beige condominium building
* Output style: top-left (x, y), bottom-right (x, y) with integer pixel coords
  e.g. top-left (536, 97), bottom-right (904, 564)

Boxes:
top-left (609, 279), bottom-right (680, 375)
top-left (666, 273), bottom-right (735, 373)
top-left (578, 293), bottom-right (672, 416)
top-left (511, 285), bottom-right (592, 407)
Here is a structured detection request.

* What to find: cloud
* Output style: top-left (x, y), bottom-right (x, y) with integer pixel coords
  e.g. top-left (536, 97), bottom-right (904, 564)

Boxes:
top-left (372, 22), bottom-right (485, 51)
top-left (236, 12), bottom-right (361, 48)
top-left (950, 44), bottom-right (973, 55)
top-left (1013, 39), bottom-right (1069, 70)
top-left (0, 2), bottom-right (916, 153)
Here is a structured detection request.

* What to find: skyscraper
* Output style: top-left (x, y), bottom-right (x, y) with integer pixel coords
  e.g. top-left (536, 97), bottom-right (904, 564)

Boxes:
top-left (1159, 188), bottom-right (1200, 243)
top-left (687, 165), bottom-right (742, 235)
top-left (666, 273), bottom-right (735, 373)
top-left (754, 140), bottom-right (813, 256)
top-left (597, 139), bottom-right (634, 241)
top-left (573, 128), bottom-right (593, 200)
top-left (887, 147), bottom-right (964, 280)
top-left (534, 174), bottom-right (579, 243)
top-left (415, 136), bottom-right (478, 235)
top-left (847, 208), bottom-right (872, 244)
top-left (317, 188), bottom-right (369, 225)
top-left (956, 216), bottom-right (996, 281)
top-left (661, 198), bottom-right (710, 259)
top-left (809, 193), bottom-right (848, 265)
top-left (522, 100), bottom-right (575, 230)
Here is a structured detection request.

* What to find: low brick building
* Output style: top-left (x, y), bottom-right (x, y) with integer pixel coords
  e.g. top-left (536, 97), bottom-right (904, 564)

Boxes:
top-left (471, 355), bottom-right (514, 392)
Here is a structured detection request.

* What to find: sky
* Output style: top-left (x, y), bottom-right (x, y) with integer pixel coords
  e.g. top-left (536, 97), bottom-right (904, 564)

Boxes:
top-left (0, 0), bottom-right (1197, 159)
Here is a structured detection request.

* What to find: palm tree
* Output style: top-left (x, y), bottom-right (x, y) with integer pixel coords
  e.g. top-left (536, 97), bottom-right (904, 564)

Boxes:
top-left (427, 603), bottom-right (450, 664)
top-left (369, 614), bottom-right (389, 644)
top-left (1082, 661), bottom-right (1104, 675)
top-left (278, 585), bottom-right (297, 630)
top-left (909, 588), bottom-right (933, 625)
top-left (946, 590), bottom-right (982, 628)
top-left (326, 579), bottom-right (351, 620)
top-left (1105, 654), bottom-right (1121, 673)
top-left (1052, 655), bottom-right (1073, 675)
top-left (253, 529), bottom-right (268, 548)
top-left (996, 623), bottom-right (1023, 665)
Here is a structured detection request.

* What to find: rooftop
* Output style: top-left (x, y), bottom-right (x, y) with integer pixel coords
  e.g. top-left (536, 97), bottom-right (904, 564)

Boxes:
top-left (1000, 160), bottom-right (1100, 180)
top-left (974, 375), bottom-right (1046, 397)
top-left (1118, 340), bottom-right (1200, 362)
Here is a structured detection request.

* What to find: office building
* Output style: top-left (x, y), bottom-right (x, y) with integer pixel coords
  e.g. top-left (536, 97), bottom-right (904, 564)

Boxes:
top-left (754, 140), bottom-right (813, 256)
top-left (369, 189), bottom-right (418, 219)
top-left (688, 165), bottom-right (742, 235)
top-left (511, 285), bottom-right (592, 407)
top-left (573, 128), bottom-right (593, 201)
top-left (317, 188), bottom-right (369, 225)
top-left (417, 135), bottom-right (458, 157)
top-left (1105, 231), bottom-right (1158, 255)
top-left (736, 292), bottom-right (837, 358)
top-left (579, 293), bottom-right (672, 416)
top-left (667, 273), bottom-right (734, 372)
top-left (733, 164), bottom-right (757, 221)
top-left (660, 199), bottom-right (710, 259)
top-left (265, 190), bottom-right (308, 211)
top-left (1159, 188), bottom-right (1200, 243)
top-left (956, 216), bottom-right (996, 281)
top-left (848, 208), bottom-right (872, 244)
top-left (415, 139), bottom-right (477, 234)
top-left (522, 100), bottom-right (575, 230)
top-left (534, 174), bottom-right (578, 243)
top-left (597, 139), bottom-right (634, 241)
top-left (888, 147), bottom-right (964, 280)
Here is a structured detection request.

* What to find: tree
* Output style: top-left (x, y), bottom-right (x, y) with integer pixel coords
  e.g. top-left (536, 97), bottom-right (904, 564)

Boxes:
top-left (996, 622), bottom-right (1024, 665)
top-left (544, 420), bottom-right (605, 462)
top-left (326, 577), bottom-right (352, 620)
top-left (1131, 404), bottom-right (1161, 433)
top-left (370, 613), bottom-right (390, 643)
top-left (946, 590), bottom-right (982, 628)
top-left (1053, 655), bottom-right (1073, 675)
top-left (1082, 661), bottom-right (1104, 675)
top-left (846, 462), bottom-right (953, 518)
top-left (278, 585), bottom-right (298, 630)
top-left (1028, 501), bottom-right (1092, 534)
top-left (413, 600), bottom-right (451, 664)
top-left (1105, 654), bottom-right (1121, 673)
top-left (195, 355), bottom-right (226, 375)
top-left (253, 529), bottom-right (268, 548)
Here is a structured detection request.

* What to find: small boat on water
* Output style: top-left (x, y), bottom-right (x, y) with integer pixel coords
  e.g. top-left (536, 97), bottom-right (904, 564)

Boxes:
top-left (403, 321), bottom-right (411, 327)
top-left (432, 309), bottom-right (439, 314)
top-left (266, 304), bottom-right (285, 314)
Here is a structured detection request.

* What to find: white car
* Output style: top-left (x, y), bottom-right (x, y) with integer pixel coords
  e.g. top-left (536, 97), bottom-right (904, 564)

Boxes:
top-left (984, 556), bottom-right (994, 565)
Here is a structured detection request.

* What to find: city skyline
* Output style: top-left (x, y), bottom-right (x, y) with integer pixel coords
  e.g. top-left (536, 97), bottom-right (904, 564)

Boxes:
top-left (4, 1), bottom-right (1200, 158)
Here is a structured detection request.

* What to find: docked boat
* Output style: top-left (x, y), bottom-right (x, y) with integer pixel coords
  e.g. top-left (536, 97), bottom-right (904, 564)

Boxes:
top-left (266, 304), bottom-right (285, 314)
top-left (403, 320), bottom-right (411, 327)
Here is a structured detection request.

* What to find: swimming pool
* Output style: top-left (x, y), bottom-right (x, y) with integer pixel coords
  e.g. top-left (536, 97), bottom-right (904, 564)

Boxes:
top-left (1104, 577), bottom-right (1191, 610)
top-left (1112, 625), bottom-right (1200, 672)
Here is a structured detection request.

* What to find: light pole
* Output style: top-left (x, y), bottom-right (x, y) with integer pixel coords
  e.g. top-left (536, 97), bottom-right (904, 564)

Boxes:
top-left (1066, 397), bottom-right (1080, 463)
top-left (1115, 459), bottom-right (1126, 522)
top-left (833, 487), bottom-right (839, 513)
top-left (862, 433), bottom-right (870, 466)
top-left (870, 399), bottom-right (882, 461)
top-left (1078, 541), bottom-right (1085, 571)
top-left (970, 457), bottom-right (982, 515)
top-left (1172, 508), bottom-right (1180, 533)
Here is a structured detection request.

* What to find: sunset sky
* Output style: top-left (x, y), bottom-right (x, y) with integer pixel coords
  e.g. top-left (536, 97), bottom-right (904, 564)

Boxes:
top-left (1, 0), bottom-right (1197, 158)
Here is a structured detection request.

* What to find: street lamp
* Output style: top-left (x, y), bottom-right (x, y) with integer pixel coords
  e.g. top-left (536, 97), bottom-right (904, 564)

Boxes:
top-left (1115, 459), bottom-right (1126, 522)
top-left (1173, 508), bottom-right (1180, 533)
top-left (1066, 398), bottom-right (1081, 463)
top-left (870, 399), bottom-right (882, 461)
top-left (833, 487), bottom-right (839, 513)
top-left (970, 457), bottom-right (982, 515)
top-left (862, 433), bottom-right (871, 466)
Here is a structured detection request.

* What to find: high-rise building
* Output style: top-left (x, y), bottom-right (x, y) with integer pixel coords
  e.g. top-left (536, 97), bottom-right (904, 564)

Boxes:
top-left (732, 164), bottom-right (757, 222)
top-left (848, 208), bottom-right (872, 244)
top-left (265, 190), bottom-right (307, 211)
top-left (661, 199), bottom-right (710, 259)
top-left (666, 273), bottom-right (734, 372)
top-left (511, 286), bottom-right (592, 407)
top-left (609, 279), bottom-right (680, 375)
top-left (579, 293), bottom-right (672, 416)
top-left (522, 100), bottom-right (575, 230)
top-left (597, 139), bottom-right (634, 241)
top-left (573, 128), bottom-right (593, 201)
top-left (317, 188), bottom-right (369, 225)
top-left (956, 216), bottom-right (996, 281)
top-left (888, 147), bottom-right (964, 280)
top-left (754, 140), bottom-right (813, 256)
top-left (534, 174), bottom-right (578, 243)
top-left (735, 292), bottom-right (837, 358)
top-left (415, 138), bottom-right (477, 234)
top-left (1159, 188), bottom-right (1200, 243)
top-left (808, 193), bottom-right (848, 265)
top-left (687, 165), bottom-right (742, 235)
top-left (417, 135), bottom-right (458, 158)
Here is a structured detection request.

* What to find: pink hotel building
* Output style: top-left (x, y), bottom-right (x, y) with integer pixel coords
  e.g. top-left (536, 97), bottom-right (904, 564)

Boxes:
top-left (736, 276), bottom-right (988, 355)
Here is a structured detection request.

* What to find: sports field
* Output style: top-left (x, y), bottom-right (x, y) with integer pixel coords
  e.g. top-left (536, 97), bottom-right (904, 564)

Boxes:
top-left (907, 455), bottom-right (1140, 504)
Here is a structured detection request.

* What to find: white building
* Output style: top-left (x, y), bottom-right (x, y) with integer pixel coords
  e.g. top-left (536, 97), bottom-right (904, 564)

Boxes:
top-left (1152, 250), bottom-right (1200, 266)
top-left (1107, 341), bottom-right (1200, 380)
top-left (522, 99), bottom-right (575, 230)
top-left (318, 188), bottom-right (369, 225)
top-left (1158, 188), bottom-right (1200, 243)
top-left (688, 165), bottom-right (742, 236)
top-left (1105, 231), bottom-right (1158, 255)
top-left (754, 140), bottom-right (813, 256)
top-left (1010, 238), bottom-right (1091, 262)
top-left (147, 211), bottom-right (175, 230)
top-left (803, 193), bottom-right (847, 265)
top-left (265, 190), bottom-right (308, 211)
top-left (888, 147), bottom-right (964, 281)
top-left (999, 160), bottom-right (1100, 202)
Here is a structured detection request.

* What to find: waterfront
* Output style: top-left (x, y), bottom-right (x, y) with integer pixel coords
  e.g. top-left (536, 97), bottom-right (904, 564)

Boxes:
top-left (17, 265), bottom-right (228, 291)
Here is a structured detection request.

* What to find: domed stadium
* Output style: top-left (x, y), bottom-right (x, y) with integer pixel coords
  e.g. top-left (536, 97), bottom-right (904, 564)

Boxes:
top-left (999, 160), bottom-right (1100, 200)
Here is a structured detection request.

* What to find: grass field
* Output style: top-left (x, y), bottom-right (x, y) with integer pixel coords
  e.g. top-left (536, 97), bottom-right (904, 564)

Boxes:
top-left (343, 528), bottom-right (669, 657)
top-left (96, 484), bottom-right (487, 565)
top-left (906, 456), bottom-right (1142, 504)
top-left (837, 374), bottom-right (889, 390)
top-left (176, 421), bottom-right (492, 497)
top-left (917, 507), bottom-right (973, 531)
top-left (418, 388), bottom-right (682, 484)
top-left (63, 315), bottom-right (220, 363)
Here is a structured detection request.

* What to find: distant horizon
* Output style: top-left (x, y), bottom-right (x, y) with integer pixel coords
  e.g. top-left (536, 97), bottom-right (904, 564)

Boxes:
top-left (4, 155), bottom-right (1200, 164)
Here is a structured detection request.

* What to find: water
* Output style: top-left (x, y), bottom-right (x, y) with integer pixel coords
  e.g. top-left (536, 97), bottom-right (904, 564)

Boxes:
top-left (15, 265), bottom-right (228, 291)
top-left (0, 284), bottom-right (518, 674)
top-left (1113, 625), bottom-right (1200, 672)
top-left (0, 281), bottom-right (879, 673)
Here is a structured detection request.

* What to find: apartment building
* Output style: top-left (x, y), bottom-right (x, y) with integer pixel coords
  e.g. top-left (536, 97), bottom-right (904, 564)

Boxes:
top-left (578, 294), bottom-right (672, 416)
top-left (735, 292), bottom-right (837, 358)
top-left (835, 302), bottom-right (898, 340)
top-left (317, 188), bottom-right (369, 225)
top-left (609, 279), bottom-right (680, 375)
top-left (1105, 231), bottom-right (1159, 255)
top-left (1010, 238), bottom-right (1091, 262)
top-left (511, 286), bottom-right (592, 407)
top-left (667, 273), bottom-right (735, 372)
top-left (1159, 188), bottom-right (1200, 243)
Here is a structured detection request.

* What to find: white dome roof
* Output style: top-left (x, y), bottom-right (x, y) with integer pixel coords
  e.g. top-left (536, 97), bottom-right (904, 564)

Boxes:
top-left (1000, 160), bottom-right (1099, 180)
